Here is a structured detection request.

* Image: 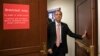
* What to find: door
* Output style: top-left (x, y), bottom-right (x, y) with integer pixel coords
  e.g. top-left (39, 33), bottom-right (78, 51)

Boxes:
top-left (75, 0), bottom-right (97, 56)
top-left (0, 0), bottom-right (47, 56)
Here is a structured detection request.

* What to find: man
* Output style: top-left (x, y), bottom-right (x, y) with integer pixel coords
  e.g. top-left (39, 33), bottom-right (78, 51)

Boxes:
top-left (47, 10), bottom-right (86, 56)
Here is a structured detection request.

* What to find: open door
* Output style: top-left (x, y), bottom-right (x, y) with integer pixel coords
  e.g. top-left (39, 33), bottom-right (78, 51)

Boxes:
top-left (75, 0), bottom-right (98, 56)
top-left (0, 0), bottom-right (47, 56)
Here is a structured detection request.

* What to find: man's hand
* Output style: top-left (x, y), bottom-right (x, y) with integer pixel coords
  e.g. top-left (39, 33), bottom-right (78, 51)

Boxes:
top-left (48, 48), bottom-right (53, 54)
top-left (82, 30), bottom-right (87, 38)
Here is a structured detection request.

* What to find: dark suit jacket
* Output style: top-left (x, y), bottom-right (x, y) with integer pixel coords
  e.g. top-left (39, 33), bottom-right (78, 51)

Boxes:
top-left (48, 22), bottom-right (82, 53)
top-left (48, 18), bottom-right (52, 23)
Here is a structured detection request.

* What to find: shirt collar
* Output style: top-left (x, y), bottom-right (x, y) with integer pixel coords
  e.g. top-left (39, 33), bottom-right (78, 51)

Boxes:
top-left (55, 21), bottom-right (61, 26)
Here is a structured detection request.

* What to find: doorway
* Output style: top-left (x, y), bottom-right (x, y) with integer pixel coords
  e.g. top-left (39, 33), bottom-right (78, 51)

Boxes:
top-left (47, 0), bottom-right (76, 56)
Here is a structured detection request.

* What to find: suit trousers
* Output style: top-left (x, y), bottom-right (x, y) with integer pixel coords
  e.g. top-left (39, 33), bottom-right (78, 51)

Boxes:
top-left (48, 43), bottom-right (65, 56)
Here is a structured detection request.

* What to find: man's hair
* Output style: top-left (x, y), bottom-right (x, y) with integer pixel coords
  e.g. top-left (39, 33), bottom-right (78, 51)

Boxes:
top-left (54, 10), bottom-right (62, 15)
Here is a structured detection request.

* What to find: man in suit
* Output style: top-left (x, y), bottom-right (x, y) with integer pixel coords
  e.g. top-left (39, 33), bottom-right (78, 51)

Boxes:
top-left (47, 10), bottom-right (86, 56)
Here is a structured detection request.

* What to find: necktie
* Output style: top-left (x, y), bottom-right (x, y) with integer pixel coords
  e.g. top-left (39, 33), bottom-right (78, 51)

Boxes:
top-left (56, 23), bottom-right (61, 47)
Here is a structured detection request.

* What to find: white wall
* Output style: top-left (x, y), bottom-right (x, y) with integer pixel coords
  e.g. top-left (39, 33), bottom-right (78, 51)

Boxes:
top-left (47, 0), bottom-right (75, 56)
top-left (98, 0), bottom-right (100, 56)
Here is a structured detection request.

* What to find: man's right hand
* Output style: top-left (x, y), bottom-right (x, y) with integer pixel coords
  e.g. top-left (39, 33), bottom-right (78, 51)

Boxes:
top-left (48, 48), bottom-right (53, 54)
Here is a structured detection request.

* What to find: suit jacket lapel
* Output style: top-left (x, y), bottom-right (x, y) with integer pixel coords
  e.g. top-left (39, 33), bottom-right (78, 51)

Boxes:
top-left (53, 22), bottom-right (56, 38)
top-left (61, 23), bottom-right (64, 40)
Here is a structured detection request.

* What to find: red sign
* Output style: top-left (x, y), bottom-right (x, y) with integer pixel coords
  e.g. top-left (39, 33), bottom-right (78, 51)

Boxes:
top-left (3, 4), bottom-right (30, 30)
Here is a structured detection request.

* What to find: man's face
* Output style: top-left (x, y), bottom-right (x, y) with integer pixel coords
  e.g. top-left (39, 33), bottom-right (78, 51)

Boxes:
top-left (54, 11), bottom-right (62, 22)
